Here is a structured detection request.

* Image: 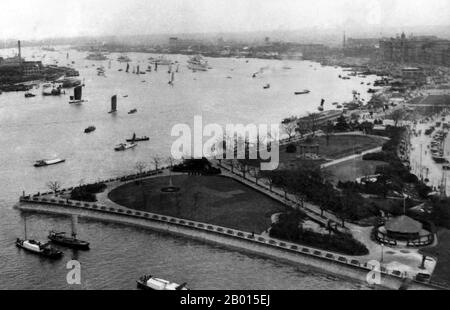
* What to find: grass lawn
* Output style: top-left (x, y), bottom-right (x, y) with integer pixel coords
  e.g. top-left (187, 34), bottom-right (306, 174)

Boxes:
top-left (108, 175), bottom-right (287, 234)
top-left (421, 229), bottom-right (450, 286)
top-left (324, 159), bottom-right (388, 184)
top-left (279, 135), bottom-right (386, 171)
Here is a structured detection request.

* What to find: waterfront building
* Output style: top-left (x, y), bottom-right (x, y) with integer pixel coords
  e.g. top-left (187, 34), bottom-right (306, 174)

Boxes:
top-left (0, 41), bottom-right (43, 79)
top-left (402, 67), bottom-right (427, 85)
top-left (379, 33), bottom-right (450, 66)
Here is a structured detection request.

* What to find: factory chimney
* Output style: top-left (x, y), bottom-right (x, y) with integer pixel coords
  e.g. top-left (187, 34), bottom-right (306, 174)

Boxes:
top-left (18, 40), bottom-right (22, 67)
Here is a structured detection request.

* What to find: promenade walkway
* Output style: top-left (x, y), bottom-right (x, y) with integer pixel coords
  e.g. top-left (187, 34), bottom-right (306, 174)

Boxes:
top-left (214, 161), bottom-right (436, 278)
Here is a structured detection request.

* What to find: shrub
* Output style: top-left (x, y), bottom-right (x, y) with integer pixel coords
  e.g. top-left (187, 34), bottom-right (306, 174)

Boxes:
top-left (286, 144), bottom-right (297, 153)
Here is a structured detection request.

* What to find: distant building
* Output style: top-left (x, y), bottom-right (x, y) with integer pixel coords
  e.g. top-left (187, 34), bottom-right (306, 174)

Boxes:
top-left (379, 33), bottom-right (450, 66)
top-left (343, 37), bottom-right (379, 57)
top-left (0, 41), bottom-right (43, 78)
top-left (402, 67), bottom-right (426, 85)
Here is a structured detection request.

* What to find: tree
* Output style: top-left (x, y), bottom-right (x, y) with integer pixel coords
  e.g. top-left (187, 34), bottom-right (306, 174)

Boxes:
top-left (282, 122), bottom-right (297, 140)
top-left (135, 161), bottom-right (147, 174)
top-left (391, 109), bottom-right (405, 127)
top-left (151, 156), bottom-right (162, 171)
top-left (47, 181), bottom-right (61, 194)
top-left (325, 121), bottom-right (334, 146)
top-left (307, 113), bottom-right (320, 137)
top-left (335, 115), bottom-right (350, 132)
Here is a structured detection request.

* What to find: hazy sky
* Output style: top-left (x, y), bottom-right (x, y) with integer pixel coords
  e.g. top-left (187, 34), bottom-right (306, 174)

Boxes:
top-left (0, 0), bottom-right (449, 39)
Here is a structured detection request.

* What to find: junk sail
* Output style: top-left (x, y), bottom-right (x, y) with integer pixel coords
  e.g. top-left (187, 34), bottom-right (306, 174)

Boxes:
top-left (69, 86), bottom-right (84, 104)
top-left (109, 95), bottom-right (117, 113)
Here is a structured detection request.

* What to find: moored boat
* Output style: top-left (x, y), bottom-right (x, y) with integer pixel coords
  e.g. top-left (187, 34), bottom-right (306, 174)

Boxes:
top-left (16, 239), bottom-right (64, 259)
top-left (136, 275), bottom-right (188, 290)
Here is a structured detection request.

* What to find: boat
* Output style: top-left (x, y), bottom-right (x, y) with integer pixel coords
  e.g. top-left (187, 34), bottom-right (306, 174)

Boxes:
top-left (86, 52), bottom-right (108, 61)
top-left (42, 84), bottom-right (63, 96)
top-left (34, 158), bottom-right (66, 167)
top-left (187, 55), bottom-right (209, 71)
top-left (24, 92), bottom-right (36, 98)
top-left (294, 90), bottom-right (310, 95)
top-left (117, 55), bottom-right (131, 63)
top-left (126, 133), bottom-right (149, 142)
top-left (149, 56), bottom-right (172, 66)
top-left (128, 109), bottom-right (137, 114)
top-left (114, 143), bottom-right (137, 151)
top-left (263, 84), bottom-right (270, 89)
top-left (137, 275), bottom-right (188, 290)
top-left (84, 126), bottom-right (96, 134)
top-left (16, 217), bottom-right (64, 259)
top-left (109, 95), bottom-right (117, 113)
top-left (47, 215), bottom-right (90, 250)
top-left (16, 239), bottom-right (64, 259)
top-left (69, 86), bottom-right (85, 104)
top-left (56, 77), bottom-right (82, 88)
top-left (318, 99), bottom-right (325, 112)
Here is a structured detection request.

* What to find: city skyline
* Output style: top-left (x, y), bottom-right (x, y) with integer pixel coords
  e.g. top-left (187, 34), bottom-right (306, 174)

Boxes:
top-left (1, 0), bottom-right (450, 40)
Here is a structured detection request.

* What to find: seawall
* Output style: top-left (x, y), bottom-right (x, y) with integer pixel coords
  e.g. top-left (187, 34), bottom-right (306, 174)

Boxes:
top-left (16, 197), bottom-right (442, 291)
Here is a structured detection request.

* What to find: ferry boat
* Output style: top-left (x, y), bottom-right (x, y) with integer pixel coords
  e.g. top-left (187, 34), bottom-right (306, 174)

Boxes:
top-left (187, 55), bottom-right (209, 71)
top-left (34, 158), bottom-right (66, 167)
top-left (84, 126), bottom-right (96, 134)
top-left (117, 55), bottom-right (131, 63)
top-left (294, 90), bottom-right (310, 95)
top-left (16, 239), bottom-right (63, 259)
top-left (137, 275), bottom-right (188, 290)
top-left (114, 143), bottom-right (137, 151)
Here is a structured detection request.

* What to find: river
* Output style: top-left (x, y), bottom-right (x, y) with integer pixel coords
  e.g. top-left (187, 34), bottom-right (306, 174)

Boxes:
top-left (0, 46), bottom-right (377, 289)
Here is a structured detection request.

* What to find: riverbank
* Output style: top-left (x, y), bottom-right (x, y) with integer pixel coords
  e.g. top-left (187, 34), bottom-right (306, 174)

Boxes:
top-left (16, 168), bottom-right (447, 290)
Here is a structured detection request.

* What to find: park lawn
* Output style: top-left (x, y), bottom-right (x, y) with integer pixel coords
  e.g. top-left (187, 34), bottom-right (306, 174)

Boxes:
top-left (108, 175), bottom-right (287, 234)
top-left (278, 134), bottom-right (386, 171)
top-left (420, 229), bottom-right (450, 287)
top-left (324, 159), bottom-right (388, 184)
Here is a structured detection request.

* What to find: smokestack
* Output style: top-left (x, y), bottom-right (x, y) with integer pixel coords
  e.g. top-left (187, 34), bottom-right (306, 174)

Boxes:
top-left (18, 40), bottom-right (22, 66)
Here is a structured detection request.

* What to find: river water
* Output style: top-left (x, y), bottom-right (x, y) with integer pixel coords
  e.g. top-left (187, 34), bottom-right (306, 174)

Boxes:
top-left (0, 47), bottom-right (377, 290)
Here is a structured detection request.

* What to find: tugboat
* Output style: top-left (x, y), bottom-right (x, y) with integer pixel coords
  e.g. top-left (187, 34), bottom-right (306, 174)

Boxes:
top-left (34, 158), bottom-right (66, 167)
top-left (84, 126), bottom-right (96, 134)
top-left (114, 143), bottom-right (137, 151)
top-left (16, 217), bottom-right (64, 259)
top-left (137, 275), bottom-right (188, 290)
top-left (48, 215), bottom-right (90, 250)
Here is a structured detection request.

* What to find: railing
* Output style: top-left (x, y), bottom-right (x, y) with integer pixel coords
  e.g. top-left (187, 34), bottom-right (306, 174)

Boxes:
top-left (19, 194), bottom-right (410, 281)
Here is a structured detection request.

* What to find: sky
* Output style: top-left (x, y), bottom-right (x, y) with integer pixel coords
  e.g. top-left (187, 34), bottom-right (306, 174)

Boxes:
top-left (0, 0), bottom-right (449, 40)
